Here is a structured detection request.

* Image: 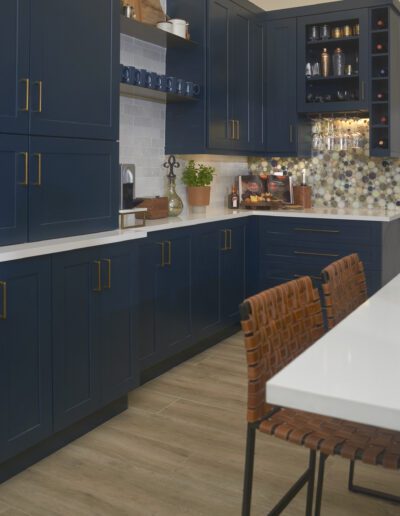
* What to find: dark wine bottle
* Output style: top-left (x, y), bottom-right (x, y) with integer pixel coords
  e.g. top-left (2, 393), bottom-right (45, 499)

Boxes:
top-left (377, 138), bottom-right (388, 148)
top-left (375, 42), bottom-right (386, 52)
top-left (379, 115), bottom-right (388, 125)
top-left (376, 92), bottom-right (386, 101)
top-left (379, 68), bottom-right (388, 77)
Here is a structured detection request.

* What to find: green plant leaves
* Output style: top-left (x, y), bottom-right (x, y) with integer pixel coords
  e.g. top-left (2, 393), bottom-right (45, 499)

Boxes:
top-left (182, 160), bottom-right (216, 187)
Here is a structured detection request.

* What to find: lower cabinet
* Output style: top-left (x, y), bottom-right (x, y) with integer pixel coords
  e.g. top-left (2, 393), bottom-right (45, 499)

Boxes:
top-left (136, 221), bottom-right (247, 375)
top-left (52, 242), bottom-right (136, 432)
top-left (0, 257), bottom-right (52, 462)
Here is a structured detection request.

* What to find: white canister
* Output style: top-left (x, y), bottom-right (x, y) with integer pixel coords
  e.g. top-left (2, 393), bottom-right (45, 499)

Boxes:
top-left (169, 18), bottom-right (188, 39)
top-left (157, 22), bottom-right (173, 33)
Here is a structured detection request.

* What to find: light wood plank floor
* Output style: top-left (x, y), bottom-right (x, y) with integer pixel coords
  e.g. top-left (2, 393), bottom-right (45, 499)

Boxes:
top-left (0, 333), bottom-right (399, 515)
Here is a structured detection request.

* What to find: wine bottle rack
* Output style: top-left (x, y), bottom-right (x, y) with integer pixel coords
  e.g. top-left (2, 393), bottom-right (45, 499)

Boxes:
top-left (370, 7), bottom-right (390, 155)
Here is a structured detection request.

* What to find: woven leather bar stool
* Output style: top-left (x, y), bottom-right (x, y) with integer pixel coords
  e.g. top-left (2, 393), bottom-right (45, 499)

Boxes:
top-left (240, 276), bottom-right (324, 516)
top-left (241, 276), bottom-right (400, 516)
top-left (320, 253), bottom-right (400, 509)
top-left (321, 253), bottom-right (367, 330)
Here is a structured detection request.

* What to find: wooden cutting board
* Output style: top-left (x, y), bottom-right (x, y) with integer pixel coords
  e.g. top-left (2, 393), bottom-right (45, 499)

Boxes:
top-left (126, 0), bottom-right (166, 25)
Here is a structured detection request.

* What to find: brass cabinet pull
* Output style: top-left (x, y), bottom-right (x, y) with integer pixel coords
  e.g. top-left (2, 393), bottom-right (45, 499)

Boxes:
top-left (361, 81), bottom-right (365, 101)
top-left (228, 229), bottom-right (232, 250)
top-left (166, 241), bottom-right (172, 266)
top-left (294, 274), bottom-right (322, 281)
top-left (18, 152), bottom-right (29, 186)
top-left (294, 227), bottom-right (340, 234)
top-left (158, 242), bottom-right (165, 267)
top-left (103, 259), bottom-right (111, 289)
top-left (294, 250), bottom-right (340, 258)
top-left (0, 281), bottom-right (7, 320)
top-left (19, 78), bottom-right (30, 112)
top-left (221, 230), bottom-right (228, 251)
top-left (229, 120), bottom-right (235, 140)
top-left (34, 81), bottom-right (43, 113)
top-left (32, 153), bottom-right (42, 186)
top-left (93, 261), bottom-right (102, 292)
top-left (235, 120), bottom-right (240, 140)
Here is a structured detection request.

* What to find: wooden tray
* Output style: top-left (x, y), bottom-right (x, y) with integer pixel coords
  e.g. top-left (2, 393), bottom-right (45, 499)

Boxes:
top-left (241, 200), bottom-right (283, 210)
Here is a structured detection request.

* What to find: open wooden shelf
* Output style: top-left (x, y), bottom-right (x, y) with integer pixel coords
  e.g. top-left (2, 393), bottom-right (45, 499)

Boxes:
top-left (120, 16), bottom-right (198, 49)
top-left (307, 36), bottom-right (359, 45)
top-left (120, 83), bottom-right (199, 104)
top-left (306, 74), bottom-right (359, 81)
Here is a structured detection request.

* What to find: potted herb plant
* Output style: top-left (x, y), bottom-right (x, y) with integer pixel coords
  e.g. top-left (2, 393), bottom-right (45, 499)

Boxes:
top-left (182, 160), bottom-right (216, 207)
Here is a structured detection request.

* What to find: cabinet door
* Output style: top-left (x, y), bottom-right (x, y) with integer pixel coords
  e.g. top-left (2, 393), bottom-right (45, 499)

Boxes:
top-left (135, 240), bottom-right (159, 371)
top-left (230, 6), bottom-right (251, 151)
top-left (297, 9), bottom-right (369, 113)
top-left (28, 137), bottom-right (119, 242)
top-left (29, 0), bottom-right (119, 140)
top-left (99, 243), bottom-right (137, 403)
top-left (0, 257), bottom-right (52, 462)
top-left (154, 232), bottom-right (192, 357)
top-left (192, 224), bottom-right (221, 336)
top-left (220, 222), bottom-right (246, 321)
top-left (266, 18), bottom-right (297, 155)
top-left (208, 0), bottom-right (233, 150)
top-left (0, 0), bottom-right (30, 135)
top-left (52, 249), bottom-right (100, 431)
top-left (0, 135), bottom-right (29, 246)
top-left (251, 19), bottom-right (266, 152)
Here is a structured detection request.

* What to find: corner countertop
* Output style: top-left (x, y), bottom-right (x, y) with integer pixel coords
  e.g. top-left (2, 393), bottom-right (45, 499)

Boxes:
top-left (1, 206), bottom-right (399, 263)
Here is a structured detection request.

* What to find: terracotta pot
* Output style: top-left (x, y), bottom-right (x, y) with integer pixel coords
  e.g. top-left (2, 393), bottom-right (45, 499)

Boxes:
top-left (187, 186), bottom-right (211, 207)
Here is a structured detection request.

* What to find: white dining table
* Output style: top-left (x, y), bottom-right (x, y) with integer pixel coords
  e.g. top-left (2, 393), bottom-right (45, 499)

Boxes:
top-left (267, 274), bottom-right (400, 432)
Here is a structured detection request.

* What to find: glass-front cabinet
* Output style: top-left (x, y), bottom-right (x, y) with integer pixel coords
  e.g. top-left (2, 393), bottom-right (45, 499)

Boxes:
top-left (297, 9), bottom-right (369, 113)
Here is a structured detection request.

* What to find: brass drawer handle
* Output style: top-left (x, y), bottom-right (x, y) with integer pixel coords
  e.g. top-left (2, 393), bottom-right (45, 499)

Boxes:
top-left (228, 229), bottom-right (232, 250)
top-left (34, 81), bottom-right (43, 113)
top-left (294, 227), bottom-right (340, 234)
top-left (166, 241), bottom-right (172, 266)
top-left (93, 261), bottom-right (102, 292)
top-left (230, 120), bottom-right (235, 140)
top-left (18, 152), bottom-right (29, 186)
top-left (19, 78), bottom-right (30, 112)
top-left (294, 274), bottom-right (322, 281)
top-left (158, 242), bottom-right (165, 267)
top-left (32, 153), bottom-right (42, 186)
top-left (103, 259), bottom-right (111, 289)
top-left (294, 251), bottom-right (340, 258)
top-left (0, 281), bottom-right (7, 320)
top-left (236, 120), bottom-right (240, 141)
top-left (221, 230), bottom-right (228, 251)
top-left (289, 124), bottom-right (294, 144)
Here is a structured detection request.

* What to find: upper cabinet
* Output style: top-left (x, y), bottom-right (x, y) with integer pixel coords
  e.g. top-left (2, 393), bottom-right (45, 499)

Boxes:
top-left (297, 9), bottom-right (369, 113)
top-left (165, 0), bottom-right (265, 156)
top-left (0, 0), bottom-right (30, 135)
top-left (0, 0), bottom-right (119, 141)
top-left (266, 18), bottom-right (297, 155)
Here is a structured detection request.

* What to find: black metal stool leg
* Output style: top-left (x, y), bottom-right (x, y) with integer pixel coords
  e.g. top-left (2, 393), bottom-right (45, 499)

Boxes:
top-left (348, 460), bottom-right (400, 504)
top-left (315, 453), bottom-right (327, 516)
top-left (242, 424), bottom-right (256, 516)
top-left (305, 450), bottom-right (317, 516)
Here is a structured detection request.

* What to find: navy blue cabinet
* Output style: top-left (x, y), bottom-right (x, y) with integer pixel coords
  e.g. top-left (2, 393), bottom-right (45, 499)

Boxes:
top-left (0, 0), bottom-right (30, 135)
top-left (136, 230), bottom-right (192, 371)
top-left (266, 18), bottom-right (298, 155)
top-left (0, 257), bottom-right (52, 462)
top-left (52, 242), bottom-right (136, 431)
top-left (191, 224), bottom-right (221, 336)
top-left (29, 0), bottom-right (119, 140)
top-left (0, 135), bottom-right (29, 246)
top-left (220, 221), bottom-right (246, 321)
top-left (28, 138), bottom-right (119, 242)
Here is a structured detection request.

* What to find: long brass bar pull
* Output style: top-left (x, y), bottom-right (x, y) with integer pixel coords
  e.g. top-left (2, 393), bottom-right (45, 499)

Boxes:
top-left (228, 229), bottom-right (233, 250)
top-left (103, 259), bottom-right (111, 289)
top-left (32, 153), bottom-right (42, 186)
top-left (158, 242), bottom-right (165, 267)
top-left (229, 120), bottom-right (235, 140)
top-left (294, 250), bottom-right (340, 258)
top-left (0, 281), bottom-right (7, 320)
top-left (18, 152), bottom-right (29, 186)
top-left (34, 81), bottom-right (43, 113)
top-left (19, 78), bottom-right (30, 112)
top-left (294, 227), bottom-right (340, 234)
top-left (93, 261), bottom-right (102, 292)
top-left (166, 241), bottom-right (172, 266)
top-left (221, 230), bottom-right (228, 251)
top-left (236, 120), bottom-right (240, 141)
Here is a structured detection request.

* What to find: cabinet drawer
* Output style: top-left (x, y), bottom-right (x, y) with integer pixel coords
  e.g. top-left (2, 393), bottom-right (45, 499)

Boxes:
top-left (261, 241), bottom-right (381, 270)
top-left (259, 218), bottom-right (381, 247)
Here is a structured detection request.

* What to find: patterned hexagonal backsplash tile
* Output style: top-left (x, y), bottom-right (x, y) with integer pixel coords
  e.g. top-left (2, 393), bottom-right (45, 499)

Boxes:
top-left (249, 118), bottom-right (400, 210)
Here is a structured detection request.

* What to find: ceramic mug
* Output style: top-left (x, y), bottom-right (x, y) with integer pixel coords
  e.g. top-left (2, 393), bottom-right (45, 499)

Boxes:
top-left (176, 78), bottom-right (185, 95)
top-left (166, 76), bottom-right (178, 93)
top-left (121, 65), bottom-right (130, 83)
top-left (185, 81), bottom-right (200, 96)
top-left (169, 18), bottom-right (188, 38)
top-left (147, 72), bottom-right (159, 89)
top-left (156, 75), bottom-right (168, 91)
top-left (157, 22), bottom-right (173, 33)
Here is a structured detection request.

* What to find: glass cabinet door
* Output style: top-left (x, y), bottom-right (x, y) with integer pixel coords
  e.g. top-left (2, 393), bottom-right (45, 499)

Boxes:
top-left (297, 9), bottom-right (369, 113)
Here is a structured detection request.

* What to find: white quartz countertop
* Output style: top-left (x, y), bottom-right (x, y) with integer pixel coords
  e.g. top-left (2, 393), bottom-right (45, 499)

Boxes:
top-left (1, 206), bottom-right (399, 263)
top-left (267, 274), bottom-right (400, 432)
